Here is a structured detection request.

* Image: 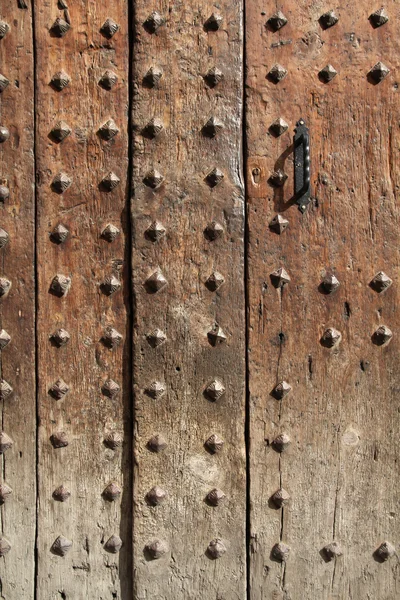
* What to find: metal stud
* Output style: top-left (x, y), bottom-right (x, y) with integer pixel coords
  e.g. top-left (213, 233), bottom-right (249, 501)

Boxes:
top-left (0, 380), bottom-right (12, 400)
top-left (99, 70), bottom-right (118, 90)
top-left (101, 326), bottom-right (123, 349)
top-left (50, 70), bottom-right (71, 91)
top-left (51, 172), bottom-right (72, 194)
top-left (50, 224), bottom-right (69, 244)
top-left (52, 485), bottom-right (71, 502)
top-left (321, 274), bottom-right (340, 294)
top-left (101, 223), bottom-right (120, 242)
top-left (268, 64), bottom-right (287, 83)
top-left (145, 539), bottom-right (168, 559)
top-left (143, 169), bottom-right (164, 189)
top-left (0, 185), bottom-right (10, 202)
top-left (104, 535), bottom-right (123, 554)
top-left (0, 74), bottom-right (9, 93)
top-left (271, 488), bottom-right (290, 508)
top-left (0, 538), bottom-right (11, 557)
top-left (207, 538), bottom-right (226, 559)
top-left (206, 488), bottom-right (226, 506)
top-left (146, 485), bottom-right (167, 506)
top-left (0, 21), bottom-right (10, 40)
top-left (272, 381), bottom-right (291, 400)
top-left (143, 11), bottom-right (165, 34)
top-left (147, 434), bottom-right (167, 452)
top-left (372, 325), bottom-right (392, 346)
top-left (269, 214), bottom-right (289, 234)
top-left (369, 62), bottom-right (390, 83)
top-left (144, 381), bottom-right (166, 400)
top-left (101, 275), bottom-right (121, 296)
top-left (142, 117), bottom-right (164, 139)
top-left (370, 271), bottom-right (392, 293)
top-left (143, 66), bottom-right (163, 88)
top-left (49, 274), bottom-right (71, 297)
top-left (204, 67), bottom-right (224, 87)
top-left (320, 328), bottom-right (342, 348)
top-left (51, 536), bottom-right (72, 557)
top-left (0, 228), bottom-right (9, 248)
top-left (98, 119), bottom-right (119, 141)
top-left (101, 171), bottom-right (120, 191)
top-left (50, 431), bottom-right (69, 448)
top-left (207, 324), bottom-right (227, 346)
top-left (0, 329), bottom-right (11, 350)
top-left (205, 271), bottom-right (225, 291)
top-left (145, 221), bottom-right (166, 242)
top-left (101, 379), bottom-right (120, 399)
top-left (267, 11), bottom-right (287, 31)
top-left (0, 126), bottom-right (10, 143)
top-left (269, 117), bottom-right (289, 137)
top-left (322, 541), bottom-right (342, 561)
top-left (100, 18), bottom-right (119, 39)
top-left (50, 18), bottom-right (70, 37)
top-left (49, 378), bottom-right (69, 400)
top-left (103, 432), bottom-right (123, 450)
top-left (204, 379), bottom-right (225, 401)
top-left (268, 169), bottom-right (287, 187)
top-left (0, 432), bottom-right (13, 454)
top-left (0, 277), bottom-right (11, 298)
top-left (0, 483), bottom-right (12, 504)
top-left (205, 434), bottom-right (224, 453)
top-left (375, 541), bottom-right (395, 561)
top-left (271, 542), bottom-right (290, 562)
top-left (202, 117), bottom-right (224, 138)
top-left (50, 121), bottom-right (71, 143)
top-left (204, 221), bottom-right (224, 240)
top-left (319, 64), bottom-right (337, 83)
top-left (50, 328), bottom-right (70, 348)
top-left (204, 13), bottom-right (223, 31)
top-left (271, 433), bottom-right (291, 453)
top-left (102, 482), bottom-right (122, 501)
top-left (270, 267), bottom-right (290, 288)
top-left (369, 8), bottom-right (389, 28)
top-left (205, 167), bottom-right (224, 187)
top-left (146, 328), bottom-right (167, 348)
top-left (144, 269), bottom-right (168, 293)
top-left (319, 10), bottom-right (339, 29)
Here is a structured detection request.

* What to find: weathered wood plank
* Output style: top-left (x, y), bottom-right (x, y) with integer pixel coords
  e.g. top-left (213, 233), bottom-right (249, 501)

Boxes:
top-left (246, 1), bottom-right (400, 598)
top-left (34, 1), bottom-right (131, 597)
top-left (0, 1), bottom-right (36, 596)
top-left (131, 1), bottom-right (246, 597)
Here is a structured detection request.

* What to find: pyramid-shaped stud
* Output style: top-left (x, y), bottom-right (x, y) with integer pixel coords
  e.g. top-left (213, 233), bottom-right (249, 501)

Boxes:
top-left (49, 274), bottom-right (71, 297)
top-left (144, 269), bottom-right (168, 294)
top-left (103, 482), bottom-right (122, 501)
top-left (147, 434), bottom-right (167, 452)
top-left (268, 169), bottom-right (287, 187)
top-left (144, 381), bottom-right (166, 400)
top-left (0, 74), bottom-right (9, 94)
top-left (267, 11), bottom-right (287, 31)
top-left (204, 221), bottom-right (224, 241)
top-left (50, 328), bottom-right (70, 348)
top-left (204, 66), bottom-right (224, 88)
top-left (271, 542), bottom-right (290, 562)
top-left (271, 488), bottom-right (290, 508)
top-left (204, 434), bottom-right (224, 453)
top-left (146, 328), bottom-right (167, 348)
top-left (51, 172), bottom-right (72, 194)
top-left (0, 126), bottom-right (9, 143)
top-left (104, 535), bottom-right (123, 554)
top-left (50, 17), bottom-right (70, 37)
top-left (0, 483), bottom-right (12, 504)
top-left (50, 223), bottom-right (69, 244)
top-left (50, 536), bottom-right (72, 557)
top-left (49, 378), bottom-right (69, 400)
top-left (0, 277), bottom-right (11, 298)
top-left (370, 271), bottom-right (392, 293)
top-left (143, 11), bottom-right (165, 34)
top-left (143, 66), bottom-right (163, 87)
top-left (202, 117), bottom-right (224, 138)
top-left (319, 10), bottom-right (339, 29)
top-left (207, 324), bottom-right (227, 346)
top-left (0, 185), bottom-right (9, 202)
top-left (205, 271), bottom-right (225, 291)
top-left (101, 275), bottom-right (121, 296)
top-left (143, 169), bottom-right (164, 189)
top-left (103, 431), bottom-right (123, 449)
top-left (272, 381), bottom-right (292, 400)
top-left (207, 538), bottom-right (226, 559)
top-left (372, 325), bottom-right (393, 346)
top-left (145, 221), bottom-right (166, 242)
top-left (319, 64), bottom-right (337, 83)
top-left (50, 70), bottom-right (70, 91)
top-left (98, 119), bottom-right (119, 141)
top-left (269, 117), bottom-right (289, 137)
top-left (145, 539), bottom-right (168, 559)
top-left (100, 18), bottom-right (119, 39)
top-left (204, 13), bottom-right (223, 31)
top-left (321, 328), bottom-right (342, 348)
top-left (321, 274), bottom-right (340, 294)
top-left (271, 433), bottom-right (291, 453)
top-left (322, 541), bottom-right (343, 561)
top-left (101, 379), bottom-right (120, 399)
top-left (0, 538), bottom-right (11, 557)
top-left (101, 223), bottom-right (120, 242)
top-left (101, 171), bottom-right (120, 191)
top-left (142, 117), bottom-right (164, 139)
top-left (52, 485), bottom-right (71, 502)
top-left (0, 432), bottom-right (13, 454)
top-left (146, 485), bottom-right (167, 506)
top-left (0, 228), bottom-right (9, 249)
top-left (0, 329), bottom-right (11, 350)
top-left (369, 62), bottom-right (390, 83)
top-left (205, 167), bottom-right (224, 187)
top-left (268, 64), bottom-right (287, 83)
top-left (369, 8), bottom-right (389, 28)
top-left (270, 267), bottom-right (291, 288)
top-left (50, 121), bottom-right (71, 143)
top-left (99, 70), bottom-right (118, 90)
top-left (50, 431), bottom-right (69, 448)
top-left (101, 327), bottom-right (123, 349)
top-left (375, 541), bottom-right (395, 561)
top-left (269, 214), bottom-right (289, 234)
top-left (0, 379), bottom-right (12, 400)
top-left (206, 488), bottom-right (226, 506)
top-left (0, 21), bottom-right (10, 40)
top-left (204, 379), bottom-right (225, 401)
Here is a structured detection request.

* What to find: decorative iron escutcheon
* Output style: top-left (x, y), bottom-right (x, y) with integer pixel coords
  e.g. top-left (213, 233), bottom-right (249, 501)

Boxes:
top-left (294, 118), bottom-right (311, 212)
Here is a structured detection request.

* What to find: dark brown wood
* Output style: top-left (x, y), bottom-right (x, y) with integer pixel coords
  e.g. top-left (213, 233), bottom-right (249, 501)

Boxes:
top-left (246, 1), bottom-right (400, 598)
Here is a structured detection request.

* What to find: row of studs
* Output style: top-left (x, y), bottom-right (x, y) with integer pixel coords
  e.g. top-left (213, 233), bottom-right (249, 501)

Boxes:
top-left (265, 8), bottom-right (390, 31)
top-left (265, 62), bottom-right (391, 85)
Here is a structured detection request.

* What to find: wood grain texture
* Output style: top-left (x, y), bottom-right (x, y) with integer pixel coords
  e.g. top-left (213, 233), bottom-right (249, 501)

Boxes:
top-left (131, 1), bottom-right (246, 598)
top-left (34, 1), bottom-right (131, 597)
top-left (246, 1), bottom-right (400, 598)
top-left (0, 1), bottom-right (36, 596)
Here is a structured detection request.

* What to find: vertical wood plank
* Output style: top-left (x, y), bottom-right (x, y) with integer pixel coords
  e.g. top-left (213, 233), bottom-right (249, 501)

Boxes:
top-left (34, 1), bottom-right (131, 597)
top-left (131, 1), bottom-right (246, 597)
top-left (0, 1), bottom-right (35, 595)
